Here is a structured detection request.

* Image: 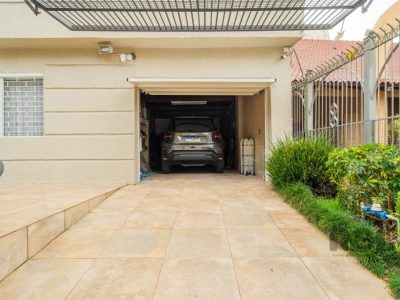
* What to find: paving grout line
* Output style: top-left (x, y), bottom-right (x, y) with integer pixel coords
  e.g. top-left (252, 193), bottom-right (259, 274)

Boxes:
top-left (268, 209), bottom-right (332, 300)
top-left (61, 186), bottom-right (133, 300)
top-left (220, 195), bottom-right (243, 300)
top-left (63, 258), bottom-right (96, 300)
top-left (151, 192), bottom-right (181, 300)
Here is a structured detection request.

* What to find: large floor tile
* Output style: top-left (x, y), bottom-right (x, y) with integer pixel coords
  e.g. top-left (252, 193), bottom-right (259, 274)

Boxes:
top-left (220, 196), bottom-right (266, 211)
top-left (93, 198), bottom-right (141, 212)
top-left (303, 257), bottom-right (393, 300)
top-left (124, 211), bottom-right (176, 229)
top-left (66, 258), bottom-right (163, 300)
top-left (167, 229), bottom-right (231, 258)
top-left (72, 211), bottom-right (131, 230)
top-left (154, 258), bottom-right (240, 300)
top-left (269, 211), bottom-right (314, 229)
top-left (146, 188), bottom-right (183, 198)
top-left (0, 259), bottom-right (93, 300)
top-left (259, 197), bottom-right (297, 212)
top-left (281, 227), bottom-right (347, 257)
top-left (223, 210), bottom-right (275, 228)
top-left (178, 197), bottom-right (220, 212)
top-left (135, 197), bottom-right (180, 212)
top-left (234, 257), bottom-right (329, 300)
top-left (227, 228), bottom-right (296, 258)
top-left (174, 211), bottom-right (224, 229)
top-left (101, 229), bottom-right (171, 258)
top-left (34, 228), bottom-right (115, 259)
top-left (181, 187), bottom-right (218, 198)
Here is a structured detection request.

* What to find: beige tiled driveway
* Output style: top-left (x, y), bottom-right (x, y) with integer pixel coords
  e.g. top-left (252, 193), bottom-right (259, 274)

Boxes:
top-left (0, 173), bottom-right (393, 299)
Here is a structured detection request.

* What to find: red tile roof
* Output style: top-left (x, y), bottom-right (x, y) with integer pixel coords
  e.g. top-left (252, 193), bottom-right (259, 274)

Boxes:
top-left (291, 39), bottom-right (399, 84)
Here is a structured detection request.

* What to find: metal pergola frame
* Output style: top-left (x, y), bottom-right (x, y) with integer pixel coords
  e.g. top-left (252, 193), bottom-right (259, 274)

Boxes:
top-left (24, 0), bottom-right (368, 32)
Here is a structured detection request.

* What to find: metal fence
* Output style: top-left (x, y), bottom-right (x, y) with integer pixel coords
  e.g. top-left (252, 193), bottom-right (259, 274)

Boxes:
top-left (292, 18), bottom-right (400, 147)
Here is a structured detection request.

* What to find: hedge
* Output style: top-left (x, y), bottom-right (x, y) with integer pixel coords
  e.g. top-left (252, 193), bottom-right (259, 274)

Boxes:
top-left (278, 182), bottom-right (400, 299)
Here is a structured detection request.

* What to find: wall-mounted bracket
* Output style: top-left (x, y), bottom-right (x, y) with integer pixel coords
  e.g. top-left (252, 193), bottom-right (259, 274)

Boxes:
top-left (361, 0), bottom-right (373, 13)
top-left (24, 0), bottom-right (40, 15)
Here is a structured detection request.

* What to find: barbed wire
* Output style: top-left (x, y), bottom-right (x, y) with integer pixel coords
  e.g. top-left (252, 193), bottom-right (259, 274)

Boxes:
top-left (292, 18), bottom-right (400, 90)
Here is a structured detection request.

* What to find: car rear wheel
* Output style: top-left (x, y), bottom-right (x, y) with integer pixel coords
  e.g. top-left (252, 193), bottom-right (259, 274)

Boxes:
top-left (161, 161), bottom-right (171, 174)
top-left (215, 160), bottom-right (224, 173)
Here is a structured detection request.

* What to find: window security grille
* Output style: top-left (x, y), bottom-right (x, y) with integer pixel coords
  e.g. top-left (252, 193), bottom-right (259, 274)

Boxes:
top-left (2, 77), bottom-right (44, 136)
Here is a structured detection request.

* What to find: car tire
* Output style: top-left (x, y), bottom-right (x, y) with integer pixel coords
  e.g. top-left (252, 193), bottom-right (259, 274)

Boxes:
top-left (161, 161), bottom-right (171, 174)
top-left (215, 160), bottom-right (224, 173)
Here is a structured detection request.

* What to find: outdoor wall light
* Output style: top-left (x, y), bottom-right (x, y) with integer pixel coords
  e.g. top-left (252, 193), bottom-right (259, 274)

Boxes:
top-left (281, 47), bottom-right (291, 60)
top-left (98, 42), bottom-right (135, 63)
top-left (98, 42), bottom-right (113, 55)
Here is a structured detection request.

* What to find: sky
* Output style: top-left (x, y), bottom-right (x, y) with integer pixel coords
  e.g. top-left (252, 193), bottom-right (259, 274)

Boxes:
top-left (328, 0), bottom-right (398, 40)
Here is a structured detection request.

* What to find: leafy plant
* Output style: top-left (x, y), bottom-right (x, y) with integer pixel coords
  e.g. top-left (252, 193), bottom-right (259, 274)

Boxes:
top-left (327, 144), bottom-right (400, 213)
top-left (266, 136), bottom-right (335, 196)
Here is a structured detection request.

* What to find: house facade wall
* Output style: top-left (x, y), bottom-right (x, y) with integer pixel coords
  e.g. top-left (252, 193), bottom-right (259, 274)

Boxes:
top-left (0, 4), bottom-right (295, 184)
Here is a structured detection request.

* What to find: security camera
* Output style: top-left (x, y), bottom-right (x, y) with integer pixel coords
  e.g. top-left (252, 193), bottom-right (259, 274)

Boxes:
top-left (119, 53), bottom-right (136, 63)
top-left (281, 47), bottom-right (291, 60)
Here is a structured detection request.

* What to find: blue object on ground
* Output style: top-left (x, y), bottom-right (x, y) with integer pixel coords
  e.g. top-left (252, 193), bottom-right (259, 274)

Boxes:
top-left (362, 205), bottom-right (390, 220)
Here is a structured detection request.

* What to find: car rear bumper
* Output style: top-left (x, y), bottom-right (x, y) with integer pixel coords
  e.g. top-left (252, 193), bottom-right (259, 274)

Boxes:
top-left (164, 150), bottom-right (223, 166)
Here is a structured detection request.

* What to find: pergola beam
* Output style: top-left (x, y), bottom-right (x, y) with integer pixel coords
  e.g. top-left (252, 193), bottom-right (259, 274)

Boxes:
top-left (24, 0), bottom-right (368, 32)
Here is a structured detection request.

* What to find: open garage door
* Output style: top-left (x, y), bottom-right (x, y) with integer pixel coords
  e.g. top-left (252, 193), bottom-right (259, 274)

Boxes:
top-left (128, 77), bottom-right (275, 96)
top-left (130, 78), bottom-right (273, 180)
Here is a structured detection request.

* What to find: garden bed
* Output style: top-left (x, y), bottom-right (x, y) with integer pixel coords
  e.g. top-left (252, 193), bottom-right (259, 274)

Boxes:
top-left (266, 137), bottom-right (400, 298)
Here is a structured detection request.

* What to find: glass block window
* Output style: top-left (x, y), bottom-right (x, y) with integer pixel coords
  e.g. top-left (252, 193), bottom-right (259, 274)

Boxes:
top-left (3, 77), bottom-right (44, 136)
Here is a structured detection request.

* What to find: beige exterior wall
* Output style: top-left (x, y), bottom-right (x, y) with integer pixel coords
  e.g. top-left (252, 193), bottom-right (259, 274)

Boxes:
top-left (0, 3), bottom-right (301, 49)
top-left (240, 91), bottom-right (266, 178)
top-left (0, 3), bottom-right (295, 184)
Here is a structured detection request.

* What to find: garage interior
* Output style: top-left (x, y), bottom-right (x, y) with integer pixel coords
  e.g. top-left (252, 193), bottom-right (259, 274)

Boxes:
top-left (134, 79), bottom-right (271, 179)
top-left (140, 94), bottom-right (237, 173)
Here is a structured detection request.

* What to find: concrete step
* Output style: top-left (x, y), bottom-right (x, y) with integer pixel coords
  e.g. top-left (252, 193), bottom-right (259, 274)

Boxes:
top-left (0, 184), bottom-right (123, 281)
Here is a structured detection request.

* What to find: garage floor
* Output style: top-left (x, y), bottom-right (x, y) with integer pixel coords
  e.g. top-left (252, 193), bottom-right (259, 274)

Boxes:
top-left (0, 173), bottom-right (392, 299)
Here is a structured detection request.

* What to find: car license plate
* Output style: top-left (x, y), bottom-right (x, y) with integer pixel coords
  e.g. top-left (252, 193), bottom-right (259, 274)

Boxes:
top-left (185, 136), bottom-right (201, 142)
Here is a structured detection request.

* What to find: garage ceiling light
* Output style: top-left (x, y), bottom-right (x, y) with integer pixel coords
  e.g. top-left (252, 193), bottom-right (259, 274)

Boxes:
top-left (171, 101), bottom-right (207, 106)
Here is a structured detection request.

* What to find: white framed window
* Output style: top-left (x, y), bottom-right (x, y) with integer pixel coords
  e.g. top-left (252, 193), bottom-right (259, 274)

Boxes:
top-left (0, 74), bottom-right (44, 137)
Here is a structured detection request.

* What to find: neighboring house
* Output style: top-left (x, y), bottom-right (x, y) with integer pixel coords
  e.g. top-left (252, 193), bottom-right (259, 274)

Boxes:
top-left (0, 0), bottom-right (365, 184)
top-left (291, 38), bottom-right (399, 145)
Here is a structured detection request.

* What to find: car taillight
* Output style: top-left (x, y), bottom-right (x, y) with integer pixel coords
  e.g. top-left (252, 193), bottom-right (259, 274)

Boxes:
top-left (212, 132), bottom-right (223, 142)
top-left (163, 132), bottom-right (173, 142)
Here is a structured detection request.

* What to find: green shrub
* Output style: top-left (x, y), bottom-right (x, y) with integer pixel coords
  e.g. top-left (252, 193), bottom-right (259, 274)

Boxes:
top-left (326, 144), bottom-right (400, 213)
top-left (266, 136), bottom-right (335, 196)
top-left (278, 182), bottom-right (400, 298)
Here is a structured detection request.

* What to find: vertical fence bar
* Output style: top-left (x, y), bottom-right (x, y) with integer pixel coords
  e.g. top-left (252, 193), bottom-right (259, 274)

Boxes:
top-left (363, 32), bottom-right (378, 143)
top-left (304, 70), bottom-right (314, 131)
